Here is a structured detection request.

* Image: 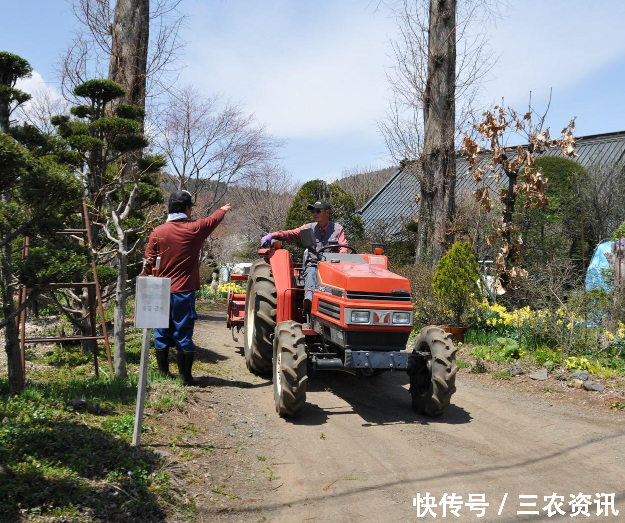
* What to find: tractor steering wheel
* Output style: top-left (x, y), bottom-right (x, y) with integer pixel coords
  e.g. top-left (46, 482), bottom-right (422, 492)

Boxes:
top-left (317, 244), bottom-right (358, 256)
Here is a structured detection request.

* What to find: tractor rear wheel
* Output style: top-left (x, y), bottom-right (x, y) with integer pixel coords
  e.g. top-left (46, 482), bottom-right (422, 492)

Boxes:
top-left (273, 320), bottom-right (308, 417)
top-left (243, 259), bottom-right (276, 375)
top-left (408, 325), bottom-right (457, 416)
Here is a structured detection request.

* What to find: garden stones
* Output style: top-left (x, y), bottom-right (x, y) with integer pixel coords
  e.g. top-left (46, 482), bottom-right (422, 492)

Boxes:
top-left (568, 379), bottom-right (584, 389)
top-left (582, 380), bottom-right (605, 392)
top-left (570, 370), bottom-right (590, 381)
top-left (529, 368), bottom-right (549, 381)
top-left (510, 365), bottom-right (524, 376)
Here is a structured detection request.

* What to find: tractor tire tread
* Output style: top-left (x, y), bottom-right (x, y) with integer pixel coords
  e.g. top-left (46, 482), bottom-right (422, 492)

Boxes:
top-left (409, 325), bottom-right (457, 417)
top-left (243, 260), bottom-right (277, 375)
top-left (274, 320), bottom-right (307, 417)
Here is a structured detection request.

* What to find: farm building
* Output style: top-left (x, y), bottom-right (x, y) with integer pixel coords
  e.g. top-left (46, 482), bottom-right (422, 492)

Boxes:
top-left (357, 131), bottom-right (625, 238)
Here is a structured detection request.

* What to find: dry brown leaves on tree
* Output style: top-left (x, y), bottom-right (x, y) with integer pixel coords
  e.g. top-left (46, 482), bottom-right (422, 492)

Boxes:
top-left (461, 105), bottom-right (577, 290)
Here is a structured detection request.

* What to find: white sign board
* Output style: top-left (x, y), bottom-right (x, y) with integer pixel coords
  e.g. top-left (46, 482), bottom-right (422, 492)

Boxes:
top-left (135, 276), bottom-right (171, 329)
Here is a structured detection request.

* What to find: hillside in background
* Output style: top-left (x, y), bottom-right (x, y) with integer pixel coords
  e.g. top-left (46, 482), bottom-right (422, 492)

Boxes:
top-left (335, 166), bottom-right (396, 209)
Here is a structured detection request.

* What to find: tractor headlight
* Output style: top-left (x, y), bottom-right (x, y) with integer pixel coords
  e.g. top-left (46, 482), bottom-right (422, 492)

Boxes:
top-left (351, 310), bottom-right (370, 323)
top-left (392, 312), bottom-right (411, 325)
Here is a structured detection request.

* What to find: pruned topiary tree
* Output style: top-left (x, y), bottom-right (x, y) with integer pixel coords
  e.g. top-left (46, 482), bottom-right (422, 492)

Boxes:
top-left (1, 52), bottom-right (85, 394)
top-left (52, 78), bottom-right (163, 377)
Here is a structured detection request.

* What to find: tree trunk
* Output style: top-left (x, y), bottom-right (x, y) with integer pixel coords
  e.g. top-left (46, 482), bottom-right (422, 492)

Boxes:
top-left (0, 103), bottom-right (9, 133)
top-left (113, 241), bottom-right (128, 378)
top-left (108, 0), bottom-right (149, 115)
top-left (108, 0), bottom-right (149, 378)
top-left (416, 180), bottom-right (435, 264)
top-left (499, 166), bottom-right (518, 288)
top-left (418, 0), bottom-right (457, 265)
top-left (1, 230), bottom-right (24, 395)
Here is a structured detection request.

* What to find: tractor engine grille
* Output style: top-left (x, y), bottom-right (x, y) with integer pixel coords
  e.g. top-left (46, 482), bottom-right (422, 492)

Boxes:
top-left (345, 291), bottom-right (411, 302)
top-left (318, 300), bottom-right (341, 319)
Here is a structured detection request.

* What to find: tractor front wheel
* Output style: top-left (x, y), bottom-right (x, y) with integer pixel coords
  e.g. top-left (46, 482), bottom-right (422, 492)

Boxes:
top-left (408, 325), bottom-right (457, 416)
top-left (243, 259), bottom-right (276, 375)
top-left (273, 320), bottom-right (308, 417)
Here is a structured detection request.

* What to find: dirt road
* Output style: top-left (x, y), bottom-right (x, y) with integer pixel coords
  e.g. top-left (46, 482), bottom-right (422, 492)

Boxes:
top-left (189, 309), bottom-right (625, 523)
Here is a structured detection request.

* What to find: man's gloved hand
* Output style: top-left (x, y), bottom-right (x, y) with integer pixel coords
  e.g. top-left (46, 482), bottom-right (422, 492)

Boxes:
top-left (261, 233), bottom-right (273, 246)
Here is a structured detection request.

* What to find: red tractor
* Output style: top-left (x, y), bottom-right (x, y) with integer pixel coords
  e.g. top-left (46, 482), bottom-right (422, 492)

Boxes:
top-left (240, 230), bottom-right (458, 417)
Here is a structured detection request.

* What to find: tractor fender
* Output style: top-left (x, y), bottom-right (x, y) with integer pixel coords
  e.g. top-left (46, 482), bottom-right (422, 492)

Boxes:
top-left (264, 249), bottom-right (297, 324)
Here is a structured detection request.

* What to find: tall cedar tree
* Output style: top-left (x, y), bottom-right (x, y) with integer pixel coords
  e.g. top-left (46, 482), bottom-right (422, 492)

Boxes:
top-left (1, 52), bottom-right (84, 394)
top-left (518, 157), bottom-right (589, 268)
top-left (108, 0), bottom-right (149, 116)
top-left (418, 0), bottom-right (457, 265)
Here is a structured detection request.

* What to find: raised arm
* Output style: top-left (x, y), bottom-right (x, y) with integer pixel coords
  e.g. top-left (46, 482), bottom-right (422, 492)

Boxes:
top-left (198, 204), bottom-right (232, 240)
top-left (270, 224), bottom-right (307, 243)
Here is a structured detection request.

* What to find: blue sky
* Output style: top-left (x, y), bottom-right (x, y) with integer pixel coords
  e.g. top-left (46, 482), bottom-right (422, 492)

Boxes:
top-left (3, 0), bottom-right (625, 181)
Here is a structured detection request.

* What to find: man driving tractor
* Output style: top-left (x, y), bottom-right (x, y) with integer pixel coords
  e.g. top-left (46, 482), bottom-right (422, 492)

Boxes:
top-left (261, 200), bottom-right (349, 308)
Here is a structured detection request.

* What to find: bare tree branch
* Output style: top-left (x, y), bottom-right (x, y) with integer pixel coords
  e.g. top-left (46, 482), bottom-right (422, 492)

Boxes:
top-left (57, 0), bottom-right (186, 100)
top-left (379, 0), bottom-right (500, 163)
top-left (154, 85), bottom-right (283, 211)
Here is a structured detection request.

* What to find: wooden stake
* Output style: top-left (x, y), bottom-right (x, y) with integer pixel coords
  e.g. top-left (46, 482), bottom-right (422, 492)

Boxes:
top-left (83, 200), bottom-right (113, 373)
top-left (87, 285), bottom-right (99, 378)
top-left (19, 236), bottom-right (29, 373)
top-left (132, 328), bottom-right (151, 447)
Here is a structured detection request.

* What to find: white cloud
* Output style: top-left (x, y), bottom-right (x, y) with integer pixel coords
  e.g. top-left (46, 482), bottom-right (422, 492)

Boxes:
top-left (14, 70), bottom-right (67, 131)
top-left (16, 70), bottom-right (49, 95)
top-left (174, 0), bottom-right (625, 147)
top-left (15, 69), bottom-right (64, 103)
top-left (481, 0), bottom-right (625, 106)
top-left (181, 0), bottom-right (395, 139)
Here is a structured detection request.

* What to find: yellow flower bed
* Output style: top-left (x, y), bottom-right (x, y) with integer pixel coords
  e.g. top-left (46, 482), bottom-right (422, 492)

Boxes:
top-left (217, 282), bottom-right (246, 294)
top-left (565, 356), bottom-right (616, 379)
top-left (474, 300), bottom-right (585, 330)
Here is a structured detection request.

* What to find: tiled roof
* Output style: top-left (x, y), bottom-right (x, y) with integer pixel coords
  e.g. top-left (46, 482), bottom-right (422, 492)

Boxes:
top-left (358, 131), bottom-right (625, 236)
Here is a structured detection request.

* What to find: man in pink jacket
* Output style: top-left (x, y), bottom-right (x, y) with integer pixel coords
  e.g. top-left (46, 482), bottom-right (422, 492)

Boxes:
top-left (261, 200), bottom-right (349, 308)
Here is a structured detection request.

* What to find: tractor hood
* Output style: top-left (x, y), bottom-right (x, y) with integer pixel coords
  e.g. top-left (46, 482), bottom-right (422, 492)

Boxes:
top-left (317, 260), bottom-right (411, 295)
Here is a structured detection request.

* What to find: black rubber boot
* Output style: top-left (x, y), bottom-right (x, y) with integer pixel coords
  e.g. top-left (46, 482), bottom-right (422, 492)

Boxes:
top-left (183, 352), bottom-right (198, 386)
top-left (155, 349), bottom-right (172, 377)
top-left (176, 349), bottom-right (185, 382)
top-left (177, 351), bottom-right (197, 386)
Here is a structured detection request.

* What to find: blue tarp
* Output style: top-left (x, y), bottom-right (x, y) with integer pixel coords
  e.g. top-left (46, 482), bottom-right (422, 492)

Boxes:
top-left (585, 240), bottom-right (614, 291)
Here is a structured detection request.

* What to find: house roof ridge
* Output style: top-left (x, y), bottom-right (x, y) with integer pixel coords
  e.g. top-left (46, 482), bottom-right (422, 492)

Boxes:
top-left (357, 167), bottom-right (404, 214)
top-left (358, 130), bottom-right (625, 233)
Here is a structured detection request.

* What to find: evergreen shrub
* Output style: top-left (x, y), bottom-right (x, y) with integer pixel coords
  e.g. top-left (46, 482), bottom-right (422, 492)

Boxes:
top-left (433, 242), bottom-right (479, 326)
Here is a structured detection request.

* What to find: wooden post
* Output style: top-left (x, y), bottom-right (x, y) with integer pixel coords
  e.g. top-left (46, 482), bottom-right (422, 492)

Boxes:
top-left (87, 285), bottom-right (99, 378)
top-left (616, 236), bottom-right (623, 287)
top-left (19, 236), bottom-right (29, 373)
top-left (82, 200), bottom-right (114, 373)
top-left (132, 328), bottom-right (151, 447)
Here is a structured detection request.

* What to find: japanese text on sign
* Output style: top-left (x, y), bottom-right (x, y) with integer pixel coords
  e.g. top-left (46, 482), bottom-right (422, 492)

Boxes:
top-left (135, 276), bottom-right (171, 329)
